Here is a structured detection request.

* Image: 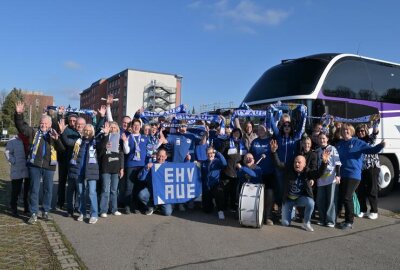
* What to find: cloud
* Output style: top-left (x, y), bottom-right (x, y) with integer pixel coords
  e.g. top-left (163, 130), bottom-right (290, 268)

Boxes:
top-left (187, 1), bottom-right (202, 9)
top-left (64, 60), bottom-right (82, 70)
top-left (191, 0), bottom-right (291, 33)
top-left (203, 23), bottom-right (217, 31)
top-left (220, 0), bottom-right (290, 26)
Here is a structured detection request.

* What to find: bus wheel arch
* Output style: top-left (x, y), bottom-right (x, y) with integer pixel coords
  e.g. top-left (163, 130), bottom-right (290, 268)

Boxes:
top-left (378, 155), bottom-right (397, 197)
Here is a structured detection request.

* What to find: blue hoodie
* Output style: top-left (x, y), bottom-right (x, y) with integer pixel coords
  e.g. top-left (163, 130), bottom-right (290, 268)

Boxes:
top-left (336, 137), bottom-right (384, 180)
top-left (201, 152), bottom-right (227, 189)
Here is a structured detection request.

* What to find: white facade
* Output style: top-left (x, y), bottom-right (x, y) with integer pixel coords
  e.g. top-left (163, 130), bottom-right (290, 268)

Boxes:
top-left (125, 69), bottom-right (180, 118)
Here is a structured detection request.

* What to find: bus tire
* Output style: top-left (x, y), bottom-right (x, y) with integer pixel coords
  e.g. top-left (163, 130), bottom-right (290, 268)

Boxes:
top-left (378, 156), bottom-right (395, 197)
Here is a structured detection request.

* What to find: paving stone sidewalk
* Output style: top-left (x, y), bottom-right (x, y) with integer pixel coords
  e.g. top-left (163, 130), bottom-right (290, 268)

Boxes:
top-left (0, 149), bottom-right (83, 270)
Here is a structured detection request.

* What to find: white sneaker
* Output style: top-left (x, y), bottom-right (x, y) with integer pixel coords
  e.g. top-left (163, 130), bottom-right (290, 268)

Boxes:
top-left (89, 217), bottom-right (98, 224)
top-left (178, 204), bottom-right (186, 212)
top-left (100, 213), bottom-right (108, 218)
top-left (301, 222), bottom-right (314, 232)
top-left (368, 212), bottom-right (378, 220)
top-left (218, 211), bottom-right (225, 220)
top-left (113, 211), bottom-right (122, 216)
top-left (77, 214), bottom-right (84, 222)
top-left (356, 212), bottom-right (365, 218)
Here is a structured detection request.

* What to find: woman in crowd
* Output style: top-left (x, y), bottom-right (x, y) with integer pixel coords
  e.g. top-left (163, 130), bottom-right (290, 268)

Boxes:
top-left (220, 127), bottom-right (247, 212)
top-left (98, 122), bottom-right (124, 218)
top-left (355, 123), bottom-right (381, 219)
top-left (201, 146), bottom-right (227, 220)
top-left (68, 124), bottom-right (100, 224)
top-left (5, 133), bottom-right (30, 216)
top-left (315, 132), bottom-right (341, 227)
top-left (335, 123), bottom-right (385, 229)
top-left (249, 125), bottom-right (275, 225)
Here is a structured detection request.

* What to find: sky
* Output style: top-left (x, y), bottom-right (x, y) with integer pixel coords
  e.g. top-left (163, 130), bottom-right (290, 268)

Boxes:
top-left (1, 0), bottom-right (400, 112)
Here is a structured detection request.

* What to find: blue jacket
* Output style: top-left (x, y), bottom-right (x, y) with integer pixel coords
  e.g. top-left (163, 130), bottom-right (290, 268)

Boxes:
top-left (237, 165), bottom-right (263, 184)
top-left (201, 152), bottom-right (227, 189)
top-left (336, 137), bottom-right (384, 180)
top-left (250, 137), bottom-right (274, 174)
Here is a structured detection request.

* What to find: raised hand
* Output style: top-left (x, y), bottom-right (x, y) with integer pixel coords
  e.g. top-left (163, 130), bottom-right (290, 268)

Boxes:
top-left (98, 105), bottom-right (107, 117)
top-left (49, 129), bottom-right (59, 140)
top-left (146, 163), bottom-right (154, 170)
top-left (106, 94), bottom-right (114, 106)
top-left (103, 122), bottom-right (110, 135)
top-left (58, 118), bottom-right (66, 134)
top-left (121, 132), bottom-right (128, 142)
top-left (15, 101), bottom-right (25, 114)
top-left (270, 139), bottom-right (278, 153)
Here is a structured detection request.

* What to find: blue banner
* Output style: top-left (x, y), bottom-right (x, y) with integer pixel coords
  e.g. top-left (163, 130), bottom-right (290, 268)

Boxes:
top-left (152, 163), bottom-right (202, 205)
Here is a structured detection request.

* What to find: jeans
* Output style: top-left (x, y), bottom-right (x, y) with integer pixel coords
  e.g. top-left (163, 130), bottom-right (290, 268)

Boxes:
top-left (317, 183), bottom-right (338, 225)
top-left (282, 196), bottom-right (314, 226)
top-left (66, 176), bottom-right (79, 213)
top-left (77, 177), bottom-right (98, 217)
top-left (100, 173), bottom-right (119, 214)
top-left (29, 166), bottom-right (55, 214)
top-left (138, 187), bottom-right (173, 216)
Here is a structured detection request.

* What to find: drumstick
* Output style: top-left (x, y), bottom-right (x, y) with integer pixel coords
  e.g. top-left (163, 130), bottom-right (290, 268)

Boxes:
top-left (256, 154), bottom-right (266, 165)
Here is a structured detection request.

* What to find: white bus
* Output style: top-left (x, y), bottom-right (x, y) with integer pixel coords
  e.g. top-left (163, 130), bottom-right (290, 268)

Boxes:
top-left (243, 53), bottom-right (400, 196)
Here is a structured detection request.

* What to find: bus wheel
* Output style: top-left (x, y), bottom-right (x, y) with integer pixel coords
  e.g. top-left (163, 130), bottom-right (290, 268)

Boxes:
top-left (378, 156), bottom-right (395, 197)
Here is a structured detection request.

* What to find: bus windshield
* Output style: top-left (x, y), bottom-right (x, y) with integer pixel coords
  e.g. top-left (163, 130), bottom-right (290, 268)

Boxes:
top-left (243, 58), bottom-right (329, 103)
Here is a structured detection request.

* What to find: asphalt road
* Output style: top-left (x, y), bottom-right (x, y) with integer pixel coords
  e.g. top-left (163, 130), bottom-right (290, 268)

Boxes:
top-left (51, 185), bottom-right (400, 270)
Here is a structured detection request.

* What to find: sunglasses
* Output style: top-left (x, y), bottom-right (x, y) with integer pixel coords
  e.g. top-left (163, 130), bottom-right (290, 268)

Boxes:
top-left (283, 124), bottom-right (291, 127)
top-left (357, 130), bottom-right (366, 133)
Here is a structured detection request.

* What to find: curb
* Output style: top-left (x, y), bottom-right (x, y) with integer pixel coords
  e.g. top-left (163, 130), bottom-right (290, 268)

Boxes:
top-left (40, 220), bottom-right (85, 270)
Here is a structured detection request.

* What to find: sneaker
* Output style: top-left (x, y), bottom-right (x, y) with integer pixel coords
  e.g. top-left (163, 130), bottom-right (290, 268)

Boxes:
top-left (368, 212), bottom-right (378, 220)
top-left (125, 207), bottom-right (131, 215)
top-left (356, 212), bottom-right (365, 218)
top-left (28, 213), bottom-right (38, 225)
top-left (265, 218), bottom-right (274, 226)
top-left (100, 213), bottom-right (108, 218)
top-left (317, 221), bottom-right (325, 226)
top-left (178, 204), bottom-right (186, 212)
top-left (77, 214), bottom-right (84, 222)
top-left (89, 217), bottom-right (98, 224)
top-left (145, 208), bottom-right (154, 216)
top-left (218, 211), bottom-right (225, 220)
top-left (301, 222), bottom-right (314, 232)
top-left (326, 223), bottom-right (335, 228)
top-left (339, 222), bottom-right (353, 230)
top-left (42, 212), bottom-right (52, 221)
top-left (113, 211), bottom-right (122, 216)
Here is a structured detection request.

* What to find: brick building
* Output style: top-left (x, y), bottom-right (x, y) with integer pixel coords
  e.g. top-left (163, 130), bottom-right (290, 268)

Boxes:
top-left (22, 90), bottom-right (54, 126)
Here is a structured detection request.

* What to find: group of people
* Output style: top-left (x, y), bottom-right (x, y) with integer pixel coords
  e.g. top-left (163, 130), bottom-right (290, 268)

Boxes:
top-left (6, 97), bottom-right (385, 232)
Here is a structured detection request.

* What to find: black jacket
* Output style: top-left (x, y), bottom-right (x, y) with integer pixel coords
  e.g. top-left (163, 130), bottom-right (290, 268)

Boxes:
top-left (97, 134), bottom-right (124, 174)
top-left (14, 113), bottom-right (65, 171)
top-left (272, 151), bottom-right (326, 201)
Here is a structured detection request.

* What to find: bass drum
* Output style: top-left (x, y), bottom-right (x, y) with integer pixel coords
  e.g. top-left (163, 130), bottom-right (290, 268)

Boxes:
top-left (238, 183), bottom-right (265, 228)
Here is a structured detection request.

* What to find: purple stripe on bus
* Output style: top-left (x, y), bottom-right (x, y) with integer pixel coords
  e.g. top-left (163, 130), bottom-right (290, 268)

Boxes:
top-left (317, 92), bottom-right (400, 112)
top-left (380, 112), bottom-right (400, 118)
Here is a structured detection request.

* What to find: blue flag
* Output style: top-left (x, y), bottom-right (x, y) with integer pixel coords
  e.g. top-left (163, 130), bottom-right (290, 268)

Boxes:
top-left (152, 163), bottom-right (202, 205)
